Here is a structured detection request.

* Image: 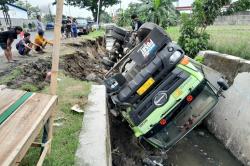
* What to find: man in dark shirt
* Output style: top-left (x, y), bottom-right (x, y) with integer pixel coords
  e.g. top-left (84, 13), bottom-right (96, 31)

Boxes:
top-left (131, 14), bottom-right (143, 32)
top-left (66, 16), bottom-right (72, 38)
top-left (0, 26), bottom-right (23, 63)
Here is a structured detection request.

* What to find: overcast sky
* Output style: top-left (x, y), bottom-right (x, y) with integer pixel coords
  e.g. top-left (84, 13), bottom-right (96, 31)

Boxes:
top-left (23, 0), bottom-right (237, 18)
top-left (24, 0), bottom-right (141, 18)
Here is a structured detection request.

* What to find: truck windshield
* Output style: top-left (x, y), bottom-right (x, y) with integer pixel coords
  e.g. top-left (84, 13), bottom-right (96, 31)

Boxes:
top-left (145, 83), bottom-right (218, 150)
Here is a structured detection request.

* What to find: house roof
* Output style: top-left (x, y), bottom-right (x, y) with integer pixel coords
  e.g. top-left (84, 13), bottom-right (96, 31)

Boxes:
top-left (176, 6), bottom-right (192, 11)
top-left (6, 3), bottom-right (27, 12)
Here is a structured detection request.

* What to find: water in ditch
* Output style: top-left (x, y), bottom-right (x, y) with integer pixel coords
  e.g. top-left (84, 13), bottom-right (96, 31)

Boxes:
top-left (110, 115), bottom-right (242, 166)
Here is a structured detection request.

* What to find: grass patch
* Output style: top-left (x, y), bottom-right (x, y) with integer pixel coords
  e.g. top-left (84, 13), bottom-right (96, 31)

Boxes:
top-left (20, 73), bottom-right (91, 166)
top-left (20, 83), bottom-right (39, 92)
top-left (166, 25), bottom-right (250, 60)
top-left (82, 29), bottom-right (105, 40)
top-left (0, 68), bottom-right (22, 85)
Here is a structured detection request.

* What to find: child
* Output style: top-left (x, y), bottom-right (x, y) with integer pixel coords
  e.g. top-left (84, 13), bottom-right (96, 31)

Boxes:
top-left (16, 32), bottom-right (41, 56)
top-left (34, 30), bottom-right (53, 52)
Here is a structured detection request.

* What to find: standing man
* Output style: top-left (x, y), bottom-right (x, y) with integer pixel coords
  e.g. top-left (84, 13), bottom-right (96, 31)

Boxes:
top-left (36, 15), bottom-right (45, 32)
top-left (71, 18), bottom-right (78, 38)
top-left (131, 14), bottom-right (143, 32)
top-left (0, 26), bottom-right (23, 63)
top-left (66, 16), bottom-right (72, 38)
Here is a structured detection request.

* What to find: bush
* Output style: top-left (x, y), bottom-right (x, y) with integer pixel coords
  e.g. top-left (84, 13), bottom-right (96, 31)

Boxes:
top-left (177, 0), bottom-right (230, 58)
top-left (178, 17), bottom-right (210, 58)
top-left (23, 23), bottom-right (27, 28)
top-left (194, 55), bottom-right (205, 63)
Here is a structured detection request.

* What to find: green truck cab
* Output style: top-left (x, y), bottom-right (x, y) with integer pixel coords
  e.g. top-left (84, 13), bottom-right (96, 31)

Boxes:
top-left (104, 23), bottom-right (228, 150)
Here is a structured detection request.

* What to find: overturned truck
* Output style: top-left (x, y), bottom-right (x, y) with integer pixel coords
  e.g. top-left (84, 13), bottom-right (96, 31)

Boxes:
top-left (104, 23), bottom-right (229, 150)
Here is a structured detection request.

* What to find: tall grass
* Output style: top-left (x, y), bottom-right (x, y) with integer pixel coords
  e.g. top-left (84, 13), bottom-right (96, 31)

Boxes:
top-left (166, 25), bottom-right (250, 60)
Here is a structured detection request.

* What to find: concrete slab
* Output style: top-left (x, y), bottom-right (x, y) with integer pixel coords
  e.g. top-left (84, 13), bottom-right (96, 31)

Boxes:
top-left (200, 51), bottom-right (250, 165)
top-left (206, 72), bottom-right (250, 165)
top-left (75, 85), bottom-right (112, 166)
top-left (200, 50), bottom-right (250, 85)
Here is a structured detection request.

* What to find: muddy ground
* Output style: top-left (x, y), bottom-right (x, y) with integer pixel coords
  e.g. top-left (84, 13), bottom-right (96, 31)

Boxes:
top-left (0, 37), bottom-right (107, 90)
top-left (0, 37), bottom-right (242, 166)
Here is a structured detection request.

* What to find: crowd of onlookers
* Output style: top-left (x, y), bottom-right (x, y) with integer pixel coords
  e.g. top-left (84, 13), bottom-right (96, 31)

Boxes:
top-left (0, 15), bottom-right (54, 63)
top-left (61, 16), bottom-right (79, 39)
top-left (0, 14), bottom-right (92, 63)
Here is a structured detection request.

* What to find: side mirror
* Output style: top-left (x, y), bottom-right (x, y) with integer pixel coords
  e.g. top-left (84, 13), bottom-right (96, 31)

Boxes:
top-left (104, 73), bottom-right (126, 93)
top-left (217, 78), bottom-right (229, 91)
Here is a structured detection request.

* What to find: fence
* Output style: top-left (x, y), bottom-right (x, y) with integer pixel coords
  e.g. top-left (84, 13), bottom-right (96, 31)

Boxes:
top-left (214, 11), bottom-right (250, 25)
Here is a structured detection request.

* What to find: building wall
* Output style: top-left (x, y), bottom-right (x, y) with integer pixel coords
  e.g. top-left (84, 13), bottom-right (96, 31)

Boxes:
top-left (0, 18), bottom-right (35, 27)
top-left (214, 11), bottom-right (250, 25)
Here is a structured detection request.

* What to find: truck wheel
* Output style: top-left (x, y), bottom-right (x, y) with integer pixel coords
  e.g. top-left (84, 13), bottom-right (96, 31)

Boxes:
top-left (112, 26), bottom-right (127, 36)
top-left (111, 31), bottom-right (125, 41)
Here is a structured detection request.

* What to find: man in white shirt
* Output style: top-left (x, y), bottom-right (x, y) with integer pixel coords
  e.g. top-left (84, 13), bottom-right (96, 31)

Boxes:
top-left (35, 15), bottom-right (45, 32)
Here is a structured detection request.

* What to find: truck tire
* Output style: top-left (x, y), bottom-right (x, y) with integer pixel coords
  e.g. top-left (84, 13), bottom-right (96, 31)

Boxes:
top-left (111, 31), bottom-right (125, 41)
top-left (112, 26), bottom-right (127, 36)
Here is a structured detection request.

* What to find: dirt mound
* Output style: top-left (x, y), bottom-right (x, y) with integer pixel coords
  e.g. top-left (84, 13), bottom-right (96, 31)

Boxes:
top-left (62, 38), bottom-right (107, 82)
top-left (6, 59), bottom-right (51, 91)
top-left (1, 37), bottom-right (107, 91)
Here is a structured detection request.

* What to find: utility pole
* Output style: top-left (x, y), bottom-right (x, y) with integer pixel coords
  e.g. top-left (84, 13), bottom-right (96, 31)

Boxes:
top-left (25, 0), bottom-right (29, 19)
top-left (97, 0), bottom-right (101, 30)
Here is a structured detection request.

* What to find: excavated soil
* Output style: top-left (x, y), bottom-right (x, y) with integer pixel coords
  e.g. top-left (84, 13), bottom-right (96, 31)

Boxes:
top-left (3, 58), bottom-right (51, 91)
top-left (62, 38), bottom-right (107, 83)
top-left (0, 37), bottom-right (107, 90)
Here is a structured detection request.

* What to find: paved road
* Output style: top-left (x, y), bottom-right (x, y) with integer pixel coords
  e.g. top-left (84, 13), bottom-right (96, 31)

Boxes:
top-left (0, 31), bottom-right (54, 56)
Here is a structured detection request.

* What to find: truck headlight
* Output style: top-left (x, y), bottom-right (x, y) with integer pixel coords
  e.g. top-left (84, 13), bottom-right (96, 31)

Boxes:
top-left (169, 51), bottom-right (182, 64)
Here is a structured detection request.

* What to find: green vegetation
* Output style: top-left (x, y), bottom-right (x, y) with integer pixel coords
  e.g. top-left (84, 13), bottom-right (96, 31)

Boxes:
top-left (66, 0), bottom-right (118, 21)
top-left (21, 83), bottom-right (39, 92)
top-left (178, 0), bottom-right (230, 58)
top-left (82, 29), bottom-right (105, 40)
top-left (117, 0), bottom-right (178, 28)
top-left (20, 73), bottom-right (91, 166)
top-left (167, 26), bottom-right (250, 59)
top-left (14, 0), bottom-right (41, 19)
top-left (226, 0), bottom-right (250, 15)
top-left (0, 68), bottom-right (22, 85)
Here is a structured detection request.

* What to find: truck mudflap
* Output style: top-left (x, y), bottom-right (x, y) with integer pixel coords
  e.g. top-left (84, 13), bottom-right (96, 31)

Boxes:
top-left (143, 82), bottom-right (218, 150)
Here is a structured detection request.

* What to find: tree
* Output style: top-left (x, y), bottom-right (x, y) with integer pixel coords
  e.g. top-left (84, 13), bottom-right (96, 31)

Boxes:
top-left (116, 0), bottom-right (178, 28)
top-left (226, 0), bottom-right (250, 14)
top-left (146, 0), bottom-right (178, 26)
top-left (178, 0), bottom-right (231, 58)
top-left (0, 0), bottom-right (18, 27)
top-left (100, 11), bottom-right (112, 23)
top-left (192, 0), bottom-right (230, 30)
top-left (66, 0), bottom-right (119, 21)
top-left (14, 1), bottom-right (40, 19)
top-left (44, 14), bottom-right (55, 23)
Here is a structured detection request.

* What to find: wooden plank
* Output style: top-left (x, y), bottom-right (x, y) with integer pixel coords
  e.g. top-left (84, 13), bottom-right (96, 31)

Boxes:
top-left (0, 89), bottom-right (26, 115)
top-left (31, 142), bottom-right (42, 148)
top-left (37, 143), bottom-right (50, 166)
top-left (0, 93), bottom-right (57, 166)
